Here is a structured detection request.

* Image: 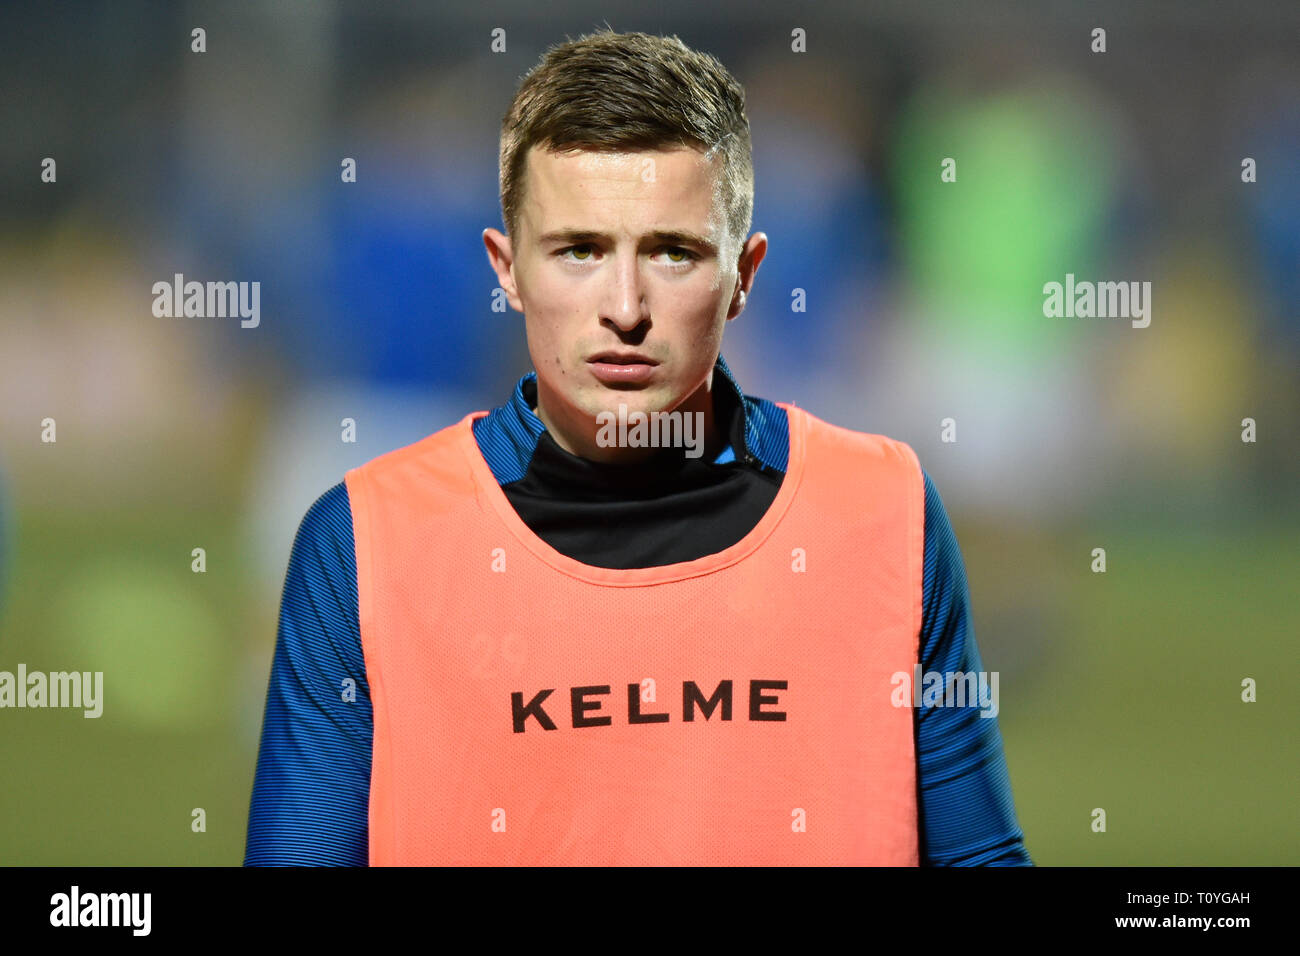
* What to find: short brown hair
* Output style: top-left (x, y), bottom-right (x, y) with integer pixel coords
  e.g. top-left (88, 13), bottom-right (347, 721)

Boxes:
top-left (498, 28), bottom-right (753, 253)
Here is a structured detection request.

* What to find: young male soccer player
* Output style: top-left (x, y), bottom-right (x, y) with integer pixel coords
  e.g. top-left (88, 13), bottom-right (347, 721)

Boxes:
top-left (244, 29), bottom-right (1032, 865)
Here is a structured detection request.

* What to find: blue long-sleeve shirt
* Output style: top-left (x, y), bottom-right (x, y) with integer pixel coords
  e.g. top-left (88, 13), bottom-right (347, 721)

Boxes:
top-left (244, 357), bottom-right (1031, 865)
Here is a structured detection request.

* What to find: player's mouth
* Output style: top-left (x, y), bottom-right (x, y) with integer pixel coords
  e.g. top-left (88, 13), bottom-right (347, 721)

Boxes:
top-left (586, 351), bottom-right (659, 385)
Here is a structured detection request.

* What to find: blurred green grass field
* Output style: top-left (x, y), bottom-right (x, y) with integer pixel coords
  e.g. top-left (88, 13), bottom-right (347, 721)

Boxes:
top-left (995, 519), bottom-right (1298, 865)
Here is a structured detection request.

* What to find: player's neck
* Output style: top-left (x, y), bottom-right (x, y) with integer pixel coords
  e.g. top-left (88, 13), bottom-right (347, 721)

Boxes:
top-left (532, 376), bottom-right (724, 465)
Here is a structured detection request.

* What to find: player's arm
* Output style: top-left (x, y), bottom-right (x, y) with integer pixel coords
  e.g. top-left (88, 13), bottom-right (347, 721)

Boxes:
top-left (243, 481), bottom-right (372, 866)
top-left (916, 469), bottom-right (1032, 866)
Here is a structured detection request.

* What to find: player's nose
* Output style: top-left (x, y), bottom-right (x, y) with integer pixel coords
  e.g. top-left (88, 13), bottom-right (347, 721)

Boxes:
top-left (599, 253), bottom-right (648, 332)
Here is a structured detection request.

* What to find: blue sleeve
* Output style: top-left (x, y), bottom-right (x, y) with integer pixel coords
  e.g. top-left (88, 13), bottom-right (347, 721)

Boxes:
top-left (916, 469), bottom-right (1032, 865)
top-left (243, 481), bottom-right (373, 865)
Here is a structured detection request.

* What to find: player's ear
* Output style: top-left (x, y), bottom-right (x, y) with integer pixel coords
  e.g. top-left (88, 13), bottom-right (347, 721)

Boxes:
top-left (483, 228), bottom-right (523, 312)
top-left (727, 232), bottom-right (767, 320)
top-left (482, 227), bottom-right (514, 274)
top-left (738, 231), bottom-right (767, 283)
top-left (725, 285), bottom-right (746, 322)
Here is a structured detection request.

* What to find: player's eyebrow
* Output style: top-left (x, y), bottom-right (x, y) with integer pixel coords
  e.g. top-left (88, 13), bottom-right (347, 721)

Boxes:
top-left (538, 228), bottom-right (718, 255)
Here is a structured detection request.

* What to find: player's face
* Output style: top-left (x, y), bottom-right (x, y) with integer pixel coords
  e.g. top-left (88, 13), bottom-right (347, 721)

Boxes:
top-left (484, 144), bottom-right (765, 461)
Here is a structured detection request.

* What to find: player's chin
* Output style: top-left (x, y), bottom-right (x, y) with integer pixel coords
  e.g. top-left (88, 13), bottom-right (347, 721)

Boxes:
top-left (584, 385), bottom-right (669, 419)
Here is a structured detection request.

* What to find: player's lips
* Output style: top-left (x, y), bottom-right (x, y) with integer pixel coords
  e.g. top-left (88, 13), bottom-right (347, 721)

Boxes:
top-left (586, 352), bottom-right (659, 385)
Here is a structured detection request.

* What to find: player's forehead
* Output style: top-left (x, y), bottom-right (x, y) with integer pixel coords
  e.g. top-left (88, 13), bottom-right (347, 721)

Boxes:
top-left (521, 143), bottom-right (725, 241)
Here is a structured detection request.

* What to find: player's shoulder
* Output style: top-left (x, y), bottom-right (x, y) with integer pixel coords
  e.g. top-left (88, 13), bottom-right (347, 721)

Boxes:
top-left (782, 401), bottom-right (922, 475)
top-left (285, 480), bottom-right (355, 583)
top-left (342, 411), bottom-right (482, 495)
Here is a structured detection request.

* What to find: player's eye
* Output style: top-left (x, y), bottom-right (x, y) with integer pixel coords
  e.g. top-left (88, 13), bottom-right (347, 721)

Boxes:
top-left (557, 244), bottom-right (696, 266)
